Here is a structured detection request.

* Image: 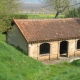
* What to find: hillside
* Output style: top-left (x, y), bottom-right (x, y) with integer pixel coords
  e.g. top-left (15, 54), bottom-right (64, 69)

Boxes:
top-left (0, 33), bottom-right (80, 80)
top-left (0, 33), bottom-right (48, 80)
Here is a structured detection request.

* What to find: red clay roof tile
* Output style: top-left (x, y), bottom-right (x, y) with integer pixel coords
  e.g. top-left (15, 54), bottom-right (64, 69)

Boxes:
top-left (13, 18), bottom-right (80, 43)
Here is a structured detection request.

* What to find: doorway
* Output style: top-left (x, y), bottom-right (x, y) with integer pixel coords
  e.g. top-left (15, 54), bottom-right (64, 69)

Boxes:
top-left (60, 41), bottom-right (68, 57)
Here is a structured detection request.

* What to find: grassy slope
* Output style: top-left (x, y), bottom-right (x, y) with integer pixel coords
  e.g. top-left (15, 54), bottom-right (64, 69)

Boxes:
top-left (0, 33), bottom-right (48, 80)
top-left (47, 63), bottom-right (80, 80)
top-left (0, 33), bottom-right (80, 80)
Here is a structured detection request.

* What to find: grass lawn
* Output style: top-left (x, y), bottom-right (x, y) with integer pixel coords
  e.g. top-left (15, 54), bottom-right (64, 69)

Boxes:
top-left (0, 33), bottom-right (80, 80)
top-left (0, 33), bottom-right (47, 80)
top-left (27, 14), bottom-right (65, 19)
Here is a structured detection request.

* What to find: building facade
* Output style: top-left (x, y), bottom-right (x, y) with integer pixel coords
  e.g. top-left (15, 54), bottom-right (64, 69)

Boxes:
top-left (28, 39), bottom-right (80, 60)
top-left (6, 18), bottom-right (80, 60)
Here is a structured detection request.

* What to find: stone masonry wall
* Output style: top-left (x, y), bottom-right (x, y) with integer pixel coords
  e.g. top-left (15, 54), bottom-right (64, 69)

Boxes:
top-left (75, 39), bottom-right (80, 56)
top-left (68, 40), bottom-right (76, 57)
top-left (28, 41), bottom-right (60, 61)
top-left (28, 39), bottom-right (80, 61)
top-left (7, 26), bottom-right (28, 53)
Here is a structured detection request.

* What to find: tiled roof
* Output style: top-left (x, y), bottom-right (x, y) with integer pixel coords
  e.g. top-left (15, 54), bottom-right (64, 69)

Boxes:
top-left (13, 18), bottom-right (80, 43)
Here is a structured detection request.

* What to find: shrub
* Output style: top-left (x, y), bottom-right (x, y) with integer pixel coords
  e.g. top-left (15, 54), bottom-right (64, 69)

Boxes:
top-left (71, 59), bottom-right (80, 67)
top-left (65, 8), bottom-right (79, 18)
top-left (0, 14), bottom-right (28, 32)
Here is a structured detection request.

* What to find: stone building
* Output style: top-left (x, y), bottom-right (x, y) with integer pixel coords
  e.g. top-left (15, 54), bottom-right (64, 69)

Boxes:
top-left (6, 18), bottom-right (80, 60)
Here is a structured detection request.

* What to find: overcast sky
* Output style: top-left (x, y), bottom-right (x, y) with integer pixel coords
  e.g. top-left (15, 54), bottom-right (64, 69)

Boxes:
top-left (19, 0), bottom-right (80, 13)
top-left (19, 0), bottom-right (44, 12)
top-left (20, 0), bottom-right (42, 3)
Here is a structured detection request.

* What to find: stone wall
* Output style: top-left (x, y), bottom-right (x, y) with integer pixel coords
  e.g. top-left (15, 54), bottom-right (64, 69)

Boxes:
top-left (75, 39), bottom-right (80, 56)
top-left (28, 42), bottom-right (59, 61)
top-left (28, 39), bottom-right (80, 61)
top-left (68, 40), bottom-right (76, 57)
top-left (7, 25), bottom-right (28, 54)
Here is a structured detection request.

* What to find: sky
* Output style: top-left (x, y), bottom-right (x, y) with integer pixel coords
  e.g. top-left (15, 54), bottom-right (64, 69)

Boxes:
top-left (20, 0), bottom-right (45, 12)
top-left (19, 0), bottom-right (80, 13)
top-left (20, 0), bottom-right (42, 3)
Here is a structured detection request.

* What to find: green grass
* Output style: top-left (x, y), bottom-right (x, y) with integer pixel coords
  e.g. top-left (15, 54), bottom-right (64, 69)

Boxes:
top-left (27, 14), bottom-right (65, 19)
top-left (0, 40), bottom-right (47, 80)
top-left (0, 33), bottom-right (80, 80)
top-left (46, 62), bottom-right (80, 80)
top-left (0, 33), bottom-right (48, 80)
top-left (0, 33), bottom-right (6, 41)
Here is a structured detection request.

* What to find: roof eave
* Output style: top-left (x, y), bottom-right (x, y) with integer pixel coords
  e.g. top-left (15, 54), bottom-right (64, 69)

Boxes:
top-left (28, 37), bottom-right (80, 43)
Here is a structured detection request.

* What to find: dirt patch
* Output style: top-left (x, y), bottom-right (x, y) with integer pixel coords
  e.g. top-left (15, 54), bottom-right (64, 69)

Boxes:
top-left (42, 57), bottom-right (80, 65)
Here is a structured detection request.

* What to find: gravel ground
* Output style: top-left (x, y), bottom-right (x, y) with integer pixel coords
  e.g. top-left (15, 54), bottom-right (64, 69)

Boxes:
top-left (42, 57), bottom-right (80, 65)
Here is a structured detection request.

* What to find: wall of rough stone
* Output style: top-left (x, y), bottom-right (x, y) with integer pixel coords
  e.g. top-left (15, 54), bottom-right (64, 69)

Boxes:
top-left (7, 25), bottom-right (28, 54)
top-left (49, 41), bottom-right (59, 60)
top-left (75, 39), bottom-right (80, 56)
top-left (28, 44), bottom-right (38, 59)
top-left (28, 39), bottom-right (80, 61)
top-left (28, 41), bottom-right (60, 60)
top-left (68, 40), bottom-right (76, 57)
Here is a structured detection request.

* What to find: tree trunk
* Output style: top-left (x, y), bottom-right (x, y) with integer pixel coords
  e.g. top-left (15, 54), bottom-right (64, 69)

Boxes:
top-left (54, 12), bottom-right (60, 18)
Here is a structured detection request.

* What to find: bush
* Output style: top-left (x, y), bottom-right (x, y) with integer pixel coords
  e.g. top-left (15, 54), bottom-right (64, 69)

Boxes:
top-left (0, 14), bottom-right (28, 32)
top-left (0, 14), bottom-right (28, 19)
top-left (77, 7), bottom-right (80, 17)
top-left (71, 59), bottom-right (80, 67)
top-left (65, 8), bottom-right (79, 18)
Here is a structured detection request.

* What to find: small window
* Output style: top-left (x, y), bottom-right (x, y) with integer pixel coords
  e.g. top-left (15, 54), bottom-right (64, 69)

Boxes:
top-left (40, 43), bottom-right (50, 54)
top-left (77, 40), bottom-right (80, 49)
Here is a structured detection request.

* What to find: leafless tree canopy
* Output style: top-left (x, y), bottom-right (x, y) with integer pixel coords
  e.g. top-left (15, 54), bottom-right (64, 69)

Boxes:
top-left (43, 0), bottom-right (80, 18)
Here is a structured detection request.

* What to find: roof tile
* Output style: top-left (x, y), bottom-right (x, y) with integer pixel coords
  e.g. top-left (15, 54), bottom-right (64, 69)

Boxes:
top-left (13, 18), bottom-right (80, 43)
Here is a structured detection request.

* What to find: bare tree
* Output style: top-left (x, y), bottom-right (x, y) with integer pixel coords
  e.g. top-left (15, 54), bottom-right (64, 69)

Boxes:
top-left (43, 0), bottom-right (80, 18)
